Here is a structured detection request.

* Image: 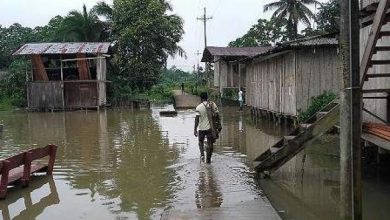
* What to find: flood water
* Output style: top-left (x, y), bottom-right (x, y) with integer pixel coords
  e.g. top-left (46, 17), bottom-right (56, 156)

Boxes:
top-left (0, 106), bottom-right (389, 220)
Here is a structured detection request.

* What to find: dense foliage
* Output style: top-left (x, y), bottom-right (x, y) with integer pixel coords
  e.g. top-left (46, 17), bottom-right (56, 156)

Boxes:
top-left (113, 0), bottom-right (185, 92)
top-left (0, 59), bottom-right (28, 109)
top-left (298, 91), bottom-right (337, 122)
top-left (229, 18), bottom-right (287, 47)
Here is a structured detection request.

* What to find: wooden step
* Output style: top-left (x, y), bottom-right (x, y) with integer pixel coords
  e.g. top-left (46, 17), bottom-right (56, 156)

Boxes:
top-left (316, 111), bottom-right (328, 119)
top-left (363, 89), bottom-right (390, 93)
top-left (366, 73), bottom-right (390, 78)
top-left (283, 136), bottom-right (297, 144)
top-left (300, 124), bottom-right (312, 129)
top-left (375, 46), bottom-right (390, 52)
top-left (371, 59), bottom-right (390, 65)
top-left (380, 31), bottom-right (390, 38)
top-left (363, 96), bottom-right (388, 99)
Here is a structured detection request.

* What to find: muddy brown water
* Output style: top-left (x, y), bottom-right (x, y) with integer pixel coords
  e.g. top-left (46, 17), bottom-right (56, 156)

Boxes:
top-left (0, 106), bottom-right (389, 220)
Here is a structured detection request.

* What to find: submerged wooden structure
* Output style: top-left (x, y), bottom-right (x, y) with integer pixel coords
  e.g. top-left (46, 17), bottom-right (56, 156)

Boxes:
top-left (254, 0), bottom-right (390, 175)
top-left (244, 36), bottom-right (341, 120)
top-left (0, 145), bottom-right (57, 199)
top-left (13, 42), bottom-right (111, 111)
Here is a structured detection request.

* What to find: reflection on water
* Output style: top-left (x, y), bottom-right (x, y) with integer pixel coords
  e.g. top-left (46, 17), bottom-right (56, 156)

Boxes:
top-left (0, 177), bottom-right (59, 220)
top-left (1, 106), bottom-right (388, 220)
top-left (195, 166), bottom-right (223, 209)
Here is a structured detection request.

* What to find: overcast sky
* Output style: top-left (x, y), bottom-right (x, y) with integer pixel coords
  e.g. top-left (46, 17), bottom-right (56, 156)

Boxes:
top-left (0, 0), bottom-right (325, 71)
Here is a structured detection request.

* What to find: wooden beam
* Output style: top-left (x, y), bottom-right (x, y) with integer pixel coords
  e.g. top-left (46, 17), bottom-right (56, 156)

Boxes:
top-left (31, 55), bottom-right (49, 81)
top-left (366, 73), bottom-right (390, 78)
top-left (360, 0), bottom-right (390, 88)
top-left (76, 54), bottom-right (90, 80)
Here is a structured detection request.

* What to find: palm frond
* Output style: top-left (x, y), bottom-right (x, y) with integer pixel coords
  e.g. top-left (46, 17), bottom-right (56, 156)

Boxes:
top-left (264, 1), bottom-right (285, 13)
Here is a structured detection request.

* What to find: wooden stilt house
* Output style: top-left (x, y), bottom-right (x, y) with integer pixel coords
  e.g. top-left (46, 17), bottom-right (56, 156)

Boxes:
top-left (201, 46), bottom-right (271, 96)
top-left (244, 36), bottom-right (341, 118)
top-left (13, 42), bottom-right (111, 111)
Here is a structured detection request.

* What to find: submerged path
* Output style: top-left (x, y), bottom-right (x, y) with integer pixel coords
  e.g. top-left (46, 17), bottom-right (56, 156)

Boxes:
top-left (157, 107), bottom-right (281, 220)
top-left (173, 90), bottom-right (200, 109)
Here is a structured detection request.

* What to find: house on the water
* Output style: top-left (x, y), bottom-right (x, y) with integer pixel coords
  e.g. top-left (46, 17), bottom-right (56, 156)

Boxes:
top-left (201, 46), bottom-right (271, 97)
top-left (243, 36), bottom-right (341, 119)
top-left (13, 42), bottom-right (111, 111)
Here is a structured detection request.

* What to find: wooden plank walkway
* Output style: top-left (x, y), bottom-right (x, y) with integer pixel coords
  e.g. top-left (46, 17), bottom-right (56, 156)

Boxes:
top-left (173, 90), bottom-right (200, 109)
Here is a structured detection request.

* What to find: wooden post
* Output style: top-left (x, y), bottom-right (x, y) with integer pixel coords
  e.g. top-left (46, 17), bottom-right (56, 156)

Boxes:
top-left (340, 0), bottom-right (362, 219)
top-left (0, 160), bottom-right (10, 199)
top-left (21, 152), bottom-right (32, 187)
top-left (47, 145), bottom-right (57, 175)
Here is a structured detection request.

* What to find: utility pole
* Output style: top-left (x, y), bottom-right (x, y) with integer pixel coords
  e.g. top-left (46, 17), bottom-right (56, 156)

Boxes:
top-left (339, 0), bottom-right (362, 219)
top-left (197, 7), bottom-right (213, 86)
top-left (197, 7), bottom-right (213, 49)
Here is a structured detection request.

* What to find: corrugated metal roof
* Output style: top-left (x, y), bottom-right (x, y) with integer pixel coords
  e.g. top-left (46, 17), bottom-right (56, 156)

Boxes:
top-left (202, 46), bottom-right (272, 62)
top-left (13, 42), bottom-right (111, 55)
top-left (206, 46), bottom-right (272, 56)
top-left (287, 37), bottom-right (338, 47)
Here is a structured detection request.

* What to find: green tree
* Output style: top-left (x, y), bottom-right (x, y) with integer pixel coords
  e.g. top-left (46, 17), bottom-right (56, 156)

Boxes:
top-left (315, 0), bottom-right (339, 33)
top-left (92, 1), bottom-right (114, 41)
top-left (113, 0), bottom-right (185, 92)
top-left (33, 16), bottom-right (65, 42)
top-left (264, 0), bottom-right (320, 40)
top-left (0, 24), bottom-right (35, 69)
top-left (58, 4), bottom-right (105, 41)
top-left (229, 18), bottom-right (287, 47)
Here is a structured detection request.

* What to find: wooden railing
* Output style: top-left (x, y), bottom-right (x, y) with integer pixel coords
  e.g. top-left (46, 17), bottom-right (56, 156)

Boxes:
top-left (0, 145), bottom-right (57, 199)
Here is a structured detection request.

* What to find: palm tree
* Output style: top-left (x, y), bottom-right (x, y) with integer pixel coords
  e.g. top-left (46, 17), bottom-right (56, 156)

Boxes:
top-left (58, 4), bottom-right (104, 42)
top-left (93, 1), bottom-right (113, 23)
top-left (264, 0), bottom-right (320, 40)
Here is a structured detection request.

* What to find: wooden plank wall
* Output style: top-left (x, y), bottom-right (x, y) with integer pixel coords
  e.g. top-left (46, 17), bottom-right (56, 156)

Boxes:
top-left (213, 56), bottom-right (220, 88)
top-left (76, 54), bottom-right (90, 80)
top-left (64, 82), bottom-right (98, 108)
top-left (295, 47), bottom-right (341, 113)
top-left (27, 82), bottom-right (63, 110)
top-left (361, 0), bottom-right (390, 123)
top-left (245, 52), bottom-right (297, 115)
top-left (246, 47), bottom-right (340, 117)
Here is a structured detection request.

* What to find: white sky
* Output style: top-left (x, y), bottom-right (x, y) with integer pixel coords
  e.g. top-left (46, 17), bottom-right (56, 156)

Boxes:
top-left (0, 0), bottom-right (326, 71)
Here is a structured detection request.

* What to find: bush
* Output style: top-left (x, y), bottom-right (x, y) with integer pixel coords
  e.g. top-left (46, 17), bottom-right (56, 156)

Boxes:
top-left (0, 59), bottom-right (27, 109)
top-left (298, 91), bottom-right (337, 122)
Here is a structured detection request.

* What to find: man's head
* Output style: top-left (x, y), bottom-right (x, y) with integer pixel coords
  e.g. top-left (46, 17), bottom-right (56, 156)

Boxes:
top-left (200, 92), bottom-right (208, 101)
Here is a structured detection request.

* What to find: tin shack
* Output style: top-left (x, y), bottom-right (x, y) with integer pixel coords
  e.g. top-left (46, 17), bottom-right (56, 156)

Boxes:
top-left (13, 42), bottom-right (110, 111)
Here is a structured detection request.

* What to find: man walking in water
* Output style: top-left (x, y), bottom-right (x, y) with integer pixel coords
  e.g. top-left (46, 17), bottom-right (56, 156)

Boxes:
top-left (194, 92), bottom-right (220, 164)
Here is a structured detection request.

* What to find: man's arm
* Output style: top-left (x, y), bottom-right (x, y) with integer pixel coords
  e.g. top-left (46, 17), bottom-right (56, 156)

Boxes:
top-left (194, 115), bottom-right (199, 137)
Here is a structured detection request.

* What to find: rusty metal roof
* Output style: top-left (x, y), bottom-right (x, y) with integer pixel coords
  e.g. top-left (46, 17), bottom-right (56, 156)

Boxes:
top-left (13, 42), bottom-right (111, 56)
top-left (201, 46), bottom-right (272, 62)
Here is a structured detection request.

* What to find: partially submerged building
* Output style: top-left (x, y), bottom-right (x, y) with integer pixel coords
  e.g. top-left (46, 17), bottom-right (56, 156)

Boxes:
top-left (244, 36), bottom-right (341, 118)
top-left (201, 46), bottom-right (271, 96)
top-left (13, 42), bottom-right (111, 111)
